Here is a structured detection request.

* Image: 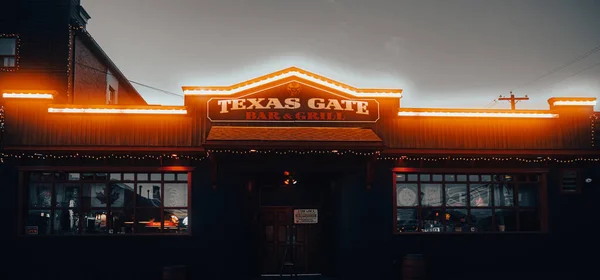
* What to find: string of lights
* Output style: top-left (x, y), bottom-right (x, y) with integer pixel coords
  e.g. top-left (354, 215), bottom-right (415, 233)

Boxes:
top-left (1, 150), bottom-right (598, 164)
top-left (0, 105), bottom-right (4, 150)
top-left (592, 114), bottom-right (598, 147)
top-left (0, 153), bottom-right (208, 162)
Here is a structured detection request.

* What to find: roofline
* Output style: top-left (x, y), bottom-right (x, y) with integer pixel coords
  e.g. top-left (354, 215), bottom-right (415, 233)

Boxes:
top-left (74, 28), bottom-right (147, 105)
top-left (182, 66), bottom-right (403, 97)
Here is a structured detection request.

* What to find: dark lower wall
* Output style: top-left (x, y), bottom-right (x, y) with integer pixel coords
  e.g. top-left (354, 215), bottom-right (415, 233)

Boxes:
top-left (3, 156), bottom-right (597, 280)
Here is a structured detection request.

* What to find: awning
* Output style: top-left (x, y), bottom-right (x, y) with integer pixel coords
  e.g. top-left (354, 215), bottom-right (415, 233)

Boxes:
top-left (205, 126), bottom-right (383, 148)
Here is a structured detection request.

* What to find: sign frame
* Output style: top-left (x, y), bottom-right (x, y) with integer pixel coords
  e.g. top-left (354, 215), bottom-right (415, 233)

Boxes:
top-left (206, 80), bottom-right (380, 123)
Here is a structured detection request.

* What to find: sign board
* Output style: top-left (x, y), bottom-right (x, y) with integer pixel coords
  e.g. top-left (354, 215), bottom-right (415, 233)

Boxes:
top-left (294, 209), bottom-right (318, 224)
top-left (207, 81), bottom-right (379, 123)
top-left (25, 226), bottom-right (38, 235)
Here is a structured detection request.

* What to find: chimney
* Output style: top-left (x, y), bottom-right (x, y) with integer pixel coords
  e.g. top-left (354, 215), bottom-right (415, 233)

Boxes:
top-left (70, 0), bottom-right (91, 28)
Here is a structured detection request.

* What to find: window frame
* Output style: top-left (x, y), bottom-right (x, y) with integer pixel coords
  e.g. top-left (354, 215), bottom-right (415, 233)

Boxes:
top-left (559, 168), bottom-right (581, 194)
top-left (392, 168), bottom-right (549, 234)
top-left (18, 166), bottom-right (194, 236)
top-left (0, 35), bottom-right (19, 70)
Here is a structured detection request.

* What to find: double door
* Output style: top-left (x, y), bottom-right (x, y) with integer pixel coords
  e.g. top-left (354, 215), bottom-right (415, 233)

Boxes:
top-left (259, 207), bottom-right (322, 275)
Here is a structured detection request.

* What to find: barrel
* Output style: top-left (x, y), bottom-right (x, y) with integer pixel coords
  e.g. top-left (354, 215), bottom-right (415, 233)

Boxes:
top-left (163, 265), bottom-right (187, 280)
top-left (402, 254), bottom-right (426, 280)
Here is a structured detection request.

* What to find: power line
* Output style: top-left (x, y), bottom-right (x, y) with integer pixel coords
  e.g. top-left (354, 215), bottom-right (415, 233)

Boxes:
top-left (75, 62), bottom-right (184, 98)
top-left (513, 42), bottom-right (600, 91)
top-left (533, 59), bottom-right (600, 94)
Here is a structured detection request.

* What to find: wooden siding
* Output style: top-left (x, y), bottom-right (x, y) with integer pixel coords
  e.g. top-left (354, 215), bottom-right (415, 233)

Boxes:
top-left (376, 108), bottom-right (593, 150)
top-left (3, 101), bottom-right (191, 147)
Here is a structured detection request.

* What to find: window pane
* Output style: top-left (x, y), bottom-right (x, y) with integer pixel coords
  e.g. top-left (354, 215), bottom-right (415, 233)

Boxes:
top-left (137, 173), bottom-right (148, 181)
top-left (164, 209), bottom-right (189, 233)
top-left (494, 184), bottom-right (515, 206)
top-left (150, 173), bottom-right (162, 181)
top-left (96, 173), bottom-right (108, 180)
top-left (422, 208), bottom-right (444, 233)
top-left (54, 183), bottom-right (80, 208)
top-left (110, 173), bottom-right (121, 181)
top-left (396, 173), bottom-right (406, 182)
top-left (0, 38), bottom-right (16, 55)
top-left (109, 182), bottom-right (133, 207)
top-left (456, 175), bottom-right (467, 182)
top-left (420, 174), bottom-right (431, 182)
top-left (136, 183), bottom-right (161, 207)
top-left (164, 173), bottom-right (176, 181)
top-left (481, 175), bottom-right (492, 182)
top-left (123, 173), bottom-right (135, 181)
top-left (3, 57), bottom-right (15, 67)
top-left (54, 209), bottom-right (80, 235)
top-left (444, 174), bottom-right (455, 182)
top-left (468, 175), bottom-right (479, 182)
top-left (518, 183), bottom-right (538, 207)
top-left (164, 183), bottom-right (188, 207)
top-left (68, 173), bottom-right (80, 181)
top-left (432, 174), bottom-right (443, 181)
top-left (25, 210), bottom-right (51, 235)
top-left (176, 173), bottom-right (188, 181)
top-left (470, 183), bottom-right (491, 207)
top-left (519, 210), bottom-right (540, 231)
top-left (28, 183), bottom-right (52, 208)
top-left (111, 210), bottom-right (134, 234)
top-left (421, 184), bottom-right (442, 206)
top-left (471, 209), bottom-right (493, 232)
top-left (446, 184), bottom-right (467, 207)
top-left (82, 183), bottom-right (109, 208)
top-left (397, 209), bottom-right (419, 232)
top-left (396, 183), bottom-right (418, 206)
top-left (81, 173), bottom-right (94, 180)
top-left (29, 172), bottom-right (53, 182)
top-left (407, 174), bottom-right (418, 181)
top-left (81, 211), bottom-right (108, 234)
top-left (495, 209), bottom-right (516, 232)
top-left (135, 208), bottom-right (162, 233)
top-left (446, 208), bottom-right (468, 232)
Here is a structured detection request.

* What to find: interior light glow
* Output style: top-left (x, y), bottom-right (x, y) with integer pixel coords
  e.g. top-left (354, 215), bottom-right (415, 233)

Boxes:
top-left (552, 100), bottom-right (597, 106)
top-left (3, 93), bottom-right (54, 99)
top-left (47, 108), bottom-right (187, 114)
top-left (183, 67), bottom-right (403, 98)
top-left (397, 111), bottom-right (558, 118)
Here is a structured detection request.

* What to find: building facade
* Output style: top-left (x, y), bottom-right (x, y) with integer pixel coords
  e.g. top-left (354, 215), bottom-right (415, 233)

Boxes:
top-left (1, 2), bottom-right (599, 280)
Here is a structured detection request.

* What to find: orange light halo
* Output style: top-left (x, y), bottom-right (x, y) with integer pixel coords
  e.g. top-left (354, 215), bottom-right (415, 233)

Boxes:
top-left (552, 100), bottom-right (597, 106)
top-left (47, 108), bottom-right (187, 114)
top-left (183, 67), bottom-right (403, 98)
top-left (397, 111), bottom-right (558, 118)
top-left (2, 92), bottom-right (54, 99)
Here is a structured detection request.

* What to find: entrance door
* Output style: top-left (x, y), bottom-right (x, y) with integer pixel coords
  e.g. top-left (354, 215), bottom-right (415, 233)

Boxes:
top-left (259, 207), bottom-right (322, 275)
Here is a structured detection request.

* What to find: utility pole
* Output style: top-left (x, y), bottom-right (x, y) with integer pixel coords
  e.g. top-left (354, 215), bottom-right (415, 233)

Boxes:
top-left (498, 91), bottom-right (529, 110)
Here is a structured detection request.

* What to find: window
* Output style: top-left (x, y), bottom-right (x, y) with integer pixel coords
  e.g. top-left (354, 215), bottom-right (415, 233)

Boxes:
top-left (0, 37), bottom-right (17, 68)
top-left (24, 171), bottom-right (190, 235)
top-left (394, 171), bottom-right (543, 233)
top-left (560, 169), bottom-right (580, 194)
top-left (107, 86), bottom-right (116, 104)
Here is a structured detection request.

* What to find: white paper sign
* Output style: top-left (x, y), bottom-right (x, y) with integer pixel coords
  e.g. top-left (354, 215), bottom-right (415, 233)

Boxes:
top-left (294, 209), bottom-right (318, 224)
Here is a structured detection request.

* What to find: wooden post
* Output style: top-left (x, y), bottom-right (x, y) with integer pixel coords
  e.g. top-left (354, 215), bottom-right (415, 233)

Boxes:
top-left (499, 91), bottom-right (529, 110)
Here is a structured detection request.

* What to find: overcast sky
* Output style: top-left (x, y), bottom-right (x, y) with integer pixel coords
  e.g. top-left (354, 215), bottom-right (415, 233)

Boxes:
top-left (83, 0), bottom-right (600, 109)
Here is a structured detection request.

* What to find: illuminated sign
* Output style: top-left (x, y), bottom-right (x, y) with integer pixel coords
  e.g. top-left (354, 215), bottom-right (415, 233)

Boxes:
top-left (207, 82), bottom-right (379, 122)
top-left (294, 209), bottom-right (318, 224)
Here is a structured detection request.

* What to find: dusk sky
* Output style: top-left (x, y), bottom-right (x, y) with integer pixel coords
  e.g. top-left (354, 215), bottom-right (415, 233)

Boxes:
top-left (83, 0), bottom-right (600, 109)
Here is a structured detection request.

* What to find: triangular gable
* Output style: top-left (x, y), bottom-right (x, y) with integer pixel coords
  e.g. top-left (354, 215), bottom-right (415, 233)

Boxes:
top-left (182, 66), bottom-right (403, 98)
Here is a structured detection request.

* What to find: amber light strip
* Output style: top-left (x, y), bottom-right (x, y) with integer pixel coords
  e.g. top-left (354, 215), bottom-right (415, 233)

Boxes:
top-left (184, 69), bottom-right (403, 98)
top-left (47, 108), bottom-right (187, 114)
top-left (398, 111), bottom-right (558, 118)
top-left (2, 93), bottom-right (54, 99)
top-left (552, 100), bottom-right (597, 106)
